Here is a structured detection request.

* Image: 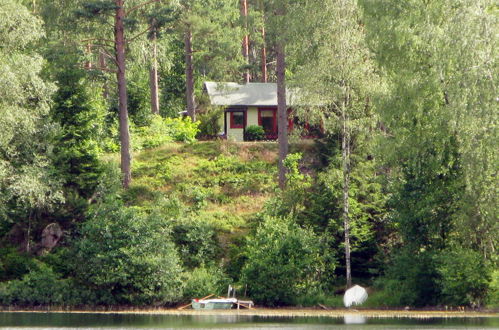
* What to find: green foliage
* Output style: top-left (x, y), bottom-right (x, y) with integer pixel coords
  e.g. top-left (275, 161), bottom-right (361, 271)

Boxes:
top-left (128, 72), bottom-right (153, 127)
top-left (194, 156), bottom-right (275, 196)
top-left (437, 247), bottom-right (491, 307)
top-left (197, 106), bottom-right (223, 139)
top-left (50, 63), bottom-right (106, 197)
top-left (71, 191), bottom-right (184, 305)
top-left (487, 270), bottom-right (499, 308)
top-left (132, 115), bottom-right (200, 150)
top-left (0, 248), bottom-right (36, 282)
top-left (244, 125), bottom-right (265, 141)
top-left (0, 0), bottom-right (62, 211)
top-left (182, 266), bottom-right (230, 299)
top-left (294, 291), bottom-right (343, 308)
top-left (241, 216), bottom-right (325, 306)
top-left (0, 261), bottom-right (71, 306)
top-left (166, 117), bottom-right (200, 143)
top-left (379, 250), bottom-right (440, 307)
top-left (171, 217), bottom-right (219, 269)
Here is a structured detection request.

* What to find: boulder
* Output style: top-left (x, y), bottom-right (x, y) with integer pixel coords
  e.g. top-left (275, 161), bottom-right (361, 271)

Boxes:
top-left (40, 223), bottom-right (63, 254)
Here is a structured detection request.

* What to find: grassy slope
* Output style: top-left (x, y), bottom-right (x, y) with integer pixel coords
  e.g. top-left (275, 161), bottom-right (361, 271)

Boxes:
top-left (119, 140), bottom-right (318, 230)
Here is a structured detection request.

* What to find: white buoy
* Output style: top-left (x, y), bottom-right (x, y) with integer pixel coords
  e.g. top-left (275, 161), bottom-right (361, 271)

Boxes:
top-left (343, 285), bottom-right (368, 307)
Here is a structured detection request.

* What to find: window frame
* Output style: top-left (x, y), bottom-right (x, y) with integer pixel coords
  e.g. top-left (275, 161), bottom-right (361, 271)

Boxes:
top-left (230, 111), bottom-right (245, 129)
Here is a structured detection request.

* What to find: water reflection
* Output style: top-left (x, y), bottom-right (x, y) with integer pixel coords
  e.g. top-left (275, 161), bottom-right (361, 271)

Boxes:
top-left (0, 312), bottom-right (497, 329)
top-left (343, 314), bottom-right (366, 324)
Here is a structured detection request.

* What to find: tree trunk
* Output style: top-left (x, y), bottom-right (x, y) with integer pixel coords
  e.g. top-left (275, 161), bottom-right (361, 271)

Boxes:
top-left (258, 0), bottom-right (267, 82)
top-left (258, 0), bottom-right (268, 83)
top-left (184, 28), bottom-right (196, 121)
top-left (85, 43), bottom-right (92, 70)
top-left (150, 28), bottom-right (160, 115)
top-left (276, 39), bottom-right (288, 189)
top-left (341, 97), bottom-right (352, 289)
top-left (115, 0), bottom-right (132, 188)
top-left (261, 25), bottom-right (267, 83)
top-left (99, 50), bottom-right (109, 99)
top-left (240, 0), bottom-right (250, 83)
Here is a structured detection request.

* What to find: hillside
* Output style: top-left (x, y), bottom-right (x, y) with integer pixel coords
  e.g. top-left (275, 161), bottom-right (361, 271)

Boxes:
top-left (122, 140), bottom-right (320, 232)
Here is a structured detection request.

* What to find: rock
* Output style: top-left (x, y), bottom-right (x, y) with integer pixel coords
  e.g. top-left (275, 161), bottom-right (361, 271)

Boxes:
top-left (343, 285), bottom-right (368, 308)
top-left (40, 223), bottom-right (63, 254)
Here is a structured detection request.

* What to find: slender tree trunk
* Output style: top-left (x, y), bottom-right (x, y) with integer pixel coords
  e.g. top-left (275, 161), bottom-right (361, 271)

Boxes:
top-left (276, 39), bottom-right (288, 188)
top-left (258, 0), bottom-right (268, 83)
top-left (258, 0), bottom-right (267, 82)
top-left (150, 28), bottom-right (160, 115)
top-left (261, 25), bottom-right (267, 83)
top-left (341, 96), bottom-right (352, 289)
top-left (184, 28), bottom-right (196, 121)
top-left (115, 0), bottom-right (132, 188)
top-left (240, 0), bottom-right (250, 83)
top-left (99, 50), bottom-right (109, 99)
top-left (85, 43), bottom-right (92, 70)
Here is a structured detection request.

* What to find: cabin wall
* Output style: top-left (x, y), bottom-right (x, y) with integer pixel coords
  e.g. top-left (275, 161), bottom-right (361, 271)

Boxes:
top-left (247, 107), bottom-right (259, 127)
top-left (226, 111), bottom-right (244, 142)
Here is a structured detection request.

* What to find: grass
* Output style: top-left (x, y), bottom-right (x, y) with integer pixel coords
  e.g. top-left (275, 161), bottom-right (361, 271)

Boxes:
top-left (123, 140), bottom-right (287, 229)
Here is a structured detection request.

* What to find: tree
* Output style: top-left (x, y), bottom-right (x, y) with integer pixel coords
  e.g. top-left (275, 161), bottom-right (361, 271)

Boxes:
top-left (72, 190), bottom-right (184, 305)
top-left (360, 0), bottom-right (498, 305)
top-left (76, 0), bottom-right (168, 188)
top-left (47, 50), bottom-right (107, 198)
top-left (174, 0), bottom-right (243, 121)
top-left (0, 0), bottom-right (63, 250)
top-left (263, 0), bottom-right (294, 188)
top-left (241, 216), bottom-right (324, 306)
top-left (293, 0), bottom-right (381, 288)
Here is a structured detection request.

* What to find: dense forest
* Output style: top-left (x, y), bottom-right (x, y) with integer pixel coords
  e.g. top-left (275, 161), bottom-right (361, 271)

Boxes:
top-left (0, 0), bottom-right (497, 309)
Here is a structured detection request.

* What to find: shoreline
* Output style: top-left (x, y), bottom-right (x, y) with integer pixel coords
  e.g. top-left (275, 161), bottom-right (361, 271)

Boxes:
top-left (1, 308), bottom-right (498, 318)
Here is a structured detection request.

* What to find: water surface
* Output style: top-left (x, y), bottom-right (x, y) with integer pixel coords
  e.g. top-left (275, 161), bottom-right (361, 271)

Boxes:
top-left (0, 312), bottom-right (497, 329)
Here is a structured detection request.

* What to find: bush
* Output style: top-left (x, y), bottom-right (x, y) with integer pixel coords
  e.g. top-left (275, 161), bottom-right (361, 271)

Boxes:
top-left (437, 247), bottom-right (491, 307)
top-left (133, 115), bottom-right (200, 150)
top-left (379, 250), bottom-right (440, 307)
top-left (197, 107), bottom-right (223, 139)
top-left (171, 217), bottom-right (219, 269)
top-left (241, 216), bottom-right (324, 306)
top-left (244, 125), bottom-right (265, 141)
top-left (182, 266), bottom-right (230, 299)
top-left (487, 270), bottom-right (499, 308)
top-left (71, 196), bottom-right (184, 305)
top-left (0, 248), bottom-right (36, 281)
top-left (0, 261), bottom-right (72, 306)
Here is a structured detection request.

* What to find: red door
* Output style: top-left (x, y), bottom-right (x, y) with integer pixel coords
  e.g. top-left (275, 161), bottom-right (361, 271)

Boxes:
top-left (258, 108), bottom-right (277, 139)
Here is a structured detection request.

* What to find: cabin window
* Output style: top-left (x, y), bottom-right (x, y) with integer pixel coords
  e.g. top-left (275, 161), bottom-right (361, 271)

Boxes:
top-left (258, 109), bottom-right (277, 135)
top-left (230, 111), bottom-right (244, 129)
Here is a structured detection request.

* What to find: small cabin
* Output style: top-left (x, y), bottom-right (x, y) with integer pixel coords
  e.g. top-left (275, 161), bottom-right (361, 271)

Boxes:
top-left (204, 82), bottom-right (317, 142)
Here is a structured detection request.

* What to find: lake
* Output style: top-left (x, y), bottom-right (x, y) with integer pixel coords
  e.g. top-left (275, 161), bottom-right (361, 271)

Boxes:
top-left (0, 312), bottom-right (498, 329)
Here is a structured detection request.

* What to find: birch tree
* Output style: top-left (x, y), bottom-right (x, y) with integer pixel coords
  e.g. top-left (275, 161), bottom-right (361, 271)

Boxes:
top-left (294, 0), bottom-right (382, 288)
top-left (0, 0), bottom-right (63, 251)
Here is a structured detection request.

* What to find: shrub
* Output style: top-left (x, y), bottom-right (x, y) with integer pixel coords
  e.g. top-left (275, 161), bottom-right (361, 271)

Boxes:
top-left (133, 115), bottom-right (200, 150)
top-left (0, 261), bottom-right (71, 306)
top-left (171, 217), bottom-right (219, 269)
top-left (182, 266), bottom-right (230, 299)
top-left (197, 107), bottom-right (223, 139)
top-left (0, 248), bottom-right (36, 281)
top-left (487, 270), bottom-right (499, 308)
top-left (241, 216), bottom-right (324, 306)
top-left (379, 250), bottom-right (440, 307)
top-left (71, 196), bottom-right (184, 305)
top-left (165, 116), bottom-right (200, 143)
top-left (437, 247), bottom-right (491, 307)
top-left (244, 125), bottom-right (265, 141)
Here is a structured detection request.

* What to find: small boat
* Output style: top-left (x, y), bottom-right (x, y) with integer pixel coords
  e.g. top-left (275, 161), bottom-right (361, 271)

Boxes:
top-left (191, 297), bottom-right (237, 310)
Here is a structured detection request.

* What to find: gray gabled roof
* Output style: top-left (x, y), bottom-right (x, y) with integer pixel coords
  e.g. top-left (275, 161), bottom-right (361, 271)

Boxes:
top-left (204, 82), bottom-right (298, 107)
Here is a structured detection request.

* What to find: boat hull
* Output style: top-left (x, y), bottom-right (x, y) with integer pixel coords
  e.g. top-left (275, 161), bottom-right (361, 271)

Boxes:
top-left (191, 299), bottom-right (235, 310)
